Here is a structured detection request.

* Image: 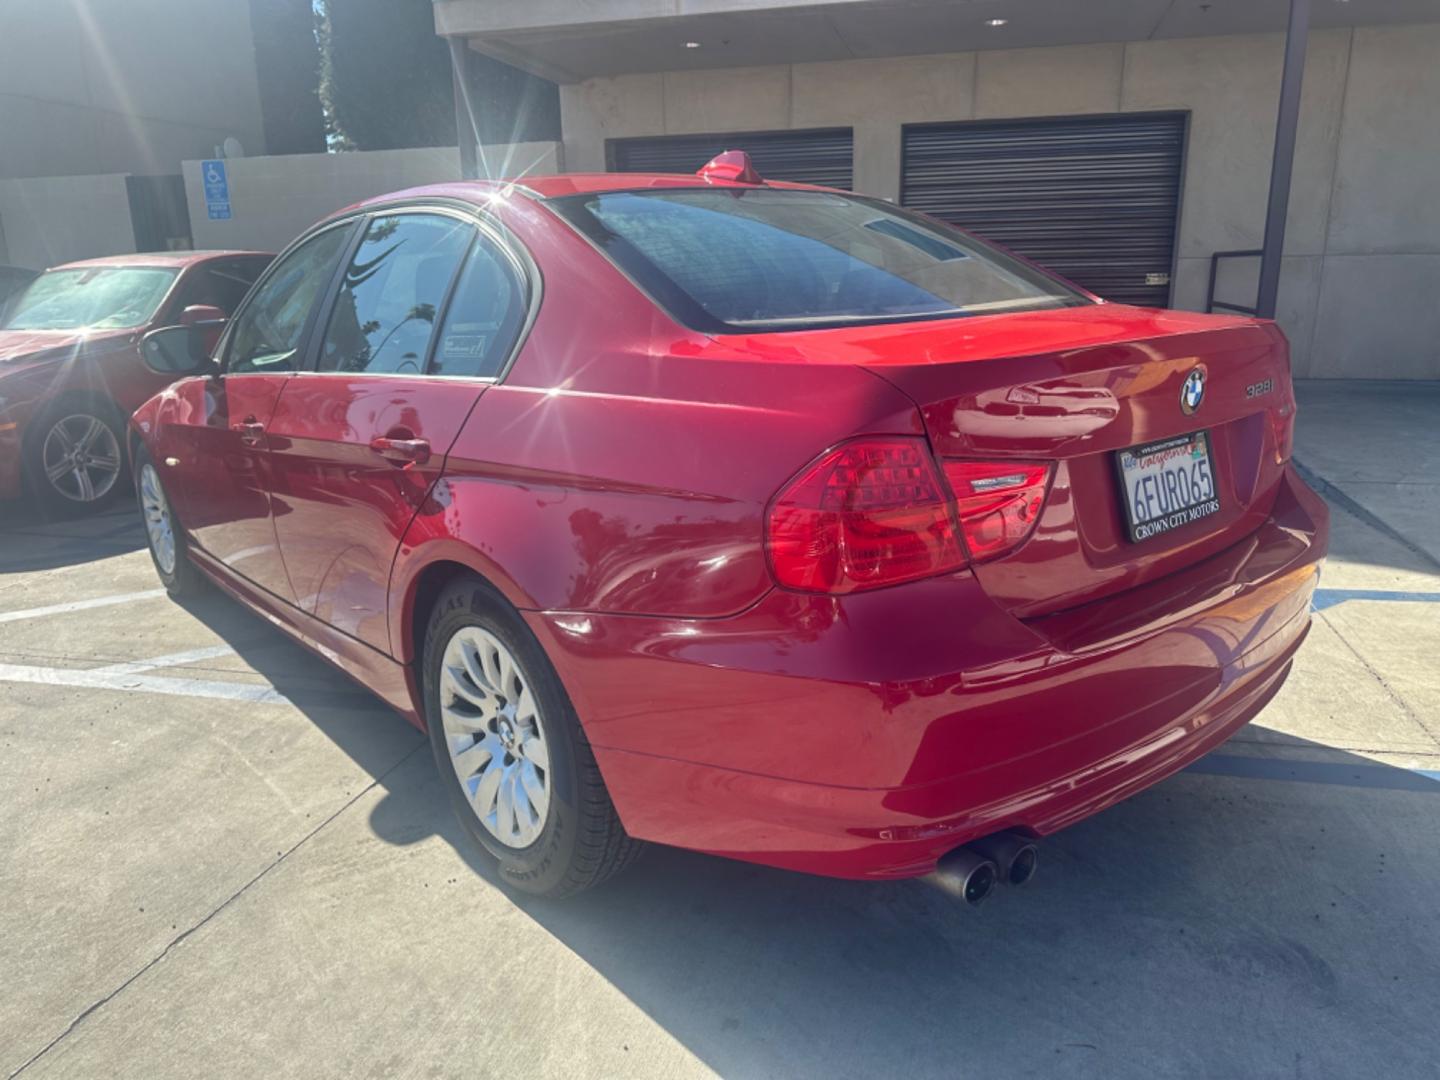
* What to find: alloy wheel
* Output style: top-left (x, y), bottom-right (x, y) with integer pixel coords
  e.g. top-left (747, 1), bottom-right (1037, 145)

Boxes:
top-left (139, 462), bottom-right (176, 575)
top-left (41, 413), bottom-right (121, 503)
top-left (439, 625), bottom-right (552, 849)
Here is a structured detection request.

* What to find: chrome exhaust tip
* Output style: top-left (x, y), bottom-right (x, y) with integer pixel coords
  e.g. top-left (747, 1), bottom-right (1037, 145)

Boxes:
top-left (970, 832), bottom-right (1039, 887)
top-left (925, 847), bottom-right (999, 906)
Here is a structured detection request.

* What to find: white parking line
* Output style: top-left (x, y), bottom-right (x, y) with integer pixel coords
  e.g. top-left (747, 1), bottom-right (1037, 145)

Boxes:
top-left (0, 662), bottom-right (292, 706)
top-left (92, 644), bottom-right (237, 676)
top-left (0, 589), bottom-right (167, 625)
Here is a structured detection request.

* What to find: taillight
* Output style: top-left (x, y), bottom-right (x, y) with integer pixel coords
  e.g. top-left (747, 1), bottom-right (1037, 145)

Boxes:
top-left (941, 460), bottom-right (1053, 562)
top-left (1271, 403), bottom-right (1296, 464)
top-left (766, 437), bottom-right (965, 593)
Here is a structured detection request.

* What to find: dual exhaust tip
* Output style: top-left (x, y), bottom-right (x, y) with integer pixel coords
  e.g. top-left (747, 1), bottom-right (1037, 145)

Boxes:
top-left (925, 832), bottom-right (1038, 906)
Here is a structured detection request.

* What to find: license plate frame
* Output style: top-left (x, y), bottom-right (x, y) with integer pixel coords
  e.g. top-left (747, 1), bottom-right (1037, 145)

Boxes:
top-left (1115, 430), bottom-right (1221, 543)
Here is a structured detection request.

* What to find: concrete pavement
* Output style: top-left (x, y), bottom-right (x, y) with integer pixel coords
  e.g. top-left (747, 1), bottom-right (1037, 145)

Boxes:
top-left (1, 381), bottom-right (1437, 1079)
top-left (1293, 379), bottom-right (1440, 568)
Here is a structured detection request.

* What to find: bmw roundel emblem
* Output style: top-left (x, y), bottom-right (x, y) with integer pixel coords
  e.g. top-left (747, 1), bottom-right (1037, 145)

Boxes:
top-left (1180, 367), bottom-right (1206, 416)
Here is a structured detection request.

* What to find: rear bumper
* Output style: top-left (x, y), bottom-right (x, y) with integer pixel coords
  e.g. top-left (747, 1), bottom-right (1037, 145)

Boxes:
top-left (527, 465), bottom-right (1329, 879)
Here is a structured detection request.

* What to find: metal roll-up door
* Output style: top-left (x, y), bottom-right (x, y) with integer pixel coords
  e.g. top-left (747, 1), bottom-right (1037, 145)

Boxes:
top-left (902, 113), bottom-right (1186, 307)
top-left (609, 128), bottom-right (854, 189)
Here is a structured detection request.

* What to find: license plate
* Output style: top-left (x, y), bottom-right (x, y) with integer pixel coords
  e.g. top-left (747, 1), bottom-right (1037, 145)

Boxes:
top-left (1116, 431), bottom-right (1220, 542)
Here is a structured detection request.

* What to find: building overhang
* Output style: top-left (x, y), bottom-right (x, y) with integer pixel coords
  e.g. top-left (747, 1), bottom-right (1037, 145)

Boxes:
top-left (434, 0), bottom-right (1437, 83)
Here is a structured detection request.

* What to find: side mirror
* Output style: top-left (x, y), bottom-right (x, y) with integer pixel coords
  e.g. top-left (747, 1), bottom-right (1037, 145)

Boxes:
top-left (179, 305), bottom-right (228, 356)
top-left (179, 303), bottom-right (227, 326)
top-left (141, 324), bottom-right (218, 378)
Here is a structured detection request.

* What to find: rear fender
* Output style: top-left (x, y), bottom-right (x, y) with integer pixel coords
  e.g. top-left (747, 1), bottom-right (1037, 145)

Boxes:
top-left (385, 360), bottom-right (924, 664)
top-left (387, 532), bottom-right (534, 666)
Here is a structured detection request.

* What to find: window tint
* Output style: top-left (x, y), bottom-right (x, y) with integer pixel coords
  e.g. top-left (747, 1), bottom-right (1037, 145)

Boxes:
top-left (551, 188), bottom-right (1087, 332)
top-left (430, 234), bottom-right (526, 379)
top-left (226, 226), bottom-right (352, 374)
top-left (318, 214), bottom-right (472, 376)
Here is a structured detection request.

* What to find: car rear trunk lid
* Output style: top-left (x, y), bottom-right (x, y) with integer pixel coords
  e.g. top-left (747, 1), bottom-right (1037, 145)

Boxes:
top-left (854, 304), bottom-right (1295, 618)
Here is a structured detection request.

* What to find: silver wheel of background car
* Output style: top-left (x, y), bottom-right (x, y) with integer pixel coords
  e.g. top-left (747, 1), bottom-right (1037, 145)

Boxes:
top-left (138, 462), bottom-right (176, 575)
top-left (439, 625), bottom-right (552, 849)
top-left (41, 413), bottom-right (121, 503)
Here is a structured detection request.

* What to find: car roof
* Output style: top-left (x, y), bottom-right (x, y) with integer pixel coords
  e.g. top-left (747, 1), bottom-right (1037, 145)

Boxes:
top-left (516, 173), bottom-right (831, 198)
top-left (340, 172), bottom-right (834, 217)
top-left (51, 250), bottom-right (272, 271)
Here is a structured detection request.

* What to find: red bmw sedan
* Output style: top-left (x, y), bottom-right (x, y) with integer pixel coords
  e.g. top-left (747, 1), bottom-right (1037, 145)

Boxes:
top-left (130, 154), bottom-right (1328, 899)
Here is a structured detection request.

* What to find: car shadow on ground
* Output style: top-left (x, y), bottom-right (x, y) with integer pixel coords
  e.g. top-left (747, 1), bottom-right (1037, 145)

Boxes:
top-left (183, 581), bottom-right (1438, 1077)
top-left (171, 586), bottom-right (424, 775)
top-left (0, 495), bottom-right (147, 573)
top-left (360, 725), bottom-right (1440, 1077)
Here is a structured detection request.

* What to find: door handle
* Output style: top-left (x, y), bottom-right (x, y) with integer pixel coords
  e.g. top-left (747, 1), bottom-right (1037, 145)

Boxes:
top-left (369, 435), bottom-right (431, 465)
top-left (232, 418), bottom-right (265, 445)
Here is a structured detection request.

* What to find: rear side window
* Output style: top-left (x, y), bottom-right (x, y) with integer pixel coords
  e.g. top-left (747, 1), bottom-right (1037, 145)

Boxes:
top-left (430, 234), bottom-right (526, 379)
top-left (318, 214), bottom-right (472, 376)
top-left (551, 188), bottom-right (1088, 333)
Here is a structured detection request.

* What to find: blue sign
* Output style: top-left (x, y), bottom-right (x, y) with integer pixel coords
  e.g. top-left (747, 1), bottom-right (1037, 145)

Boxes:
top-left (201, 159), bottom-right (231, 220)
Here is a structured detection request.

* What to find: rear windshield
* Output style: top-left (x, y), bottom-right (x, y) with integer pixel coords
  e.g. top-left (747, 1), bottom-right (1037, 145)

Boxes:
top-left (550, 188), bottom-right (1089, 333)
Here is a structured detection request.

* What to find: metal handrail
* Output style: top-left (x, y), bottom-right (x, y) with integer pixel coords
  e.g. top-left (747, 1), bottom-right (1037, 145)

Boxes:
top-left (1206, 249), bottom-right (1263, 315)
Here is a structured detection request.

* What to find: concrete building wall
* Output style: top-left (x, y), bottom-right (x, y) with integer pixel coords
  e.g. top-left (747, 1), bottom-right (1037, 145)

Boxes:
top-left (0, 174), bottom-right (136, 268)
top-left (183, 143), bottom-right (562, 251)
top-left (0, 0), bottom-right (267, 181)
top-left (559, 22), bottom-right (1440, 378)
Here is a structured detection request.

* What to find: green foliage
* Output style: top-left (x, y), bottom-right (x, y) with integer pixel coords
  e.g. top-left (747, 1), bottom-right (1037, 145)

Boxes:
top-left (317, 0), bottom-right (455, 151)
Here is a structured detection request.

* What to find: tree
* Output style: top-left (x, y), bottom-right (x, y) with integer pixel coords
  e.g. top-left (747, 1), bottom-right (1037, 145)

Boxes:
top-left (317, 0), bottom-right (456, 151)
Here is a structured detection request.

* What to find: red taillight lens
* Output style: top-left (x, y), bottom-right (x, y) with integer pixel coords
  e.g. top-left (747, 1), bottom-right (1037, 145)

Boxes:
top-left (767, 438), bottom-right (966, 593)
top-left (1271, 403), bottom-right (1296, 464)
top-left (941, 460), bottom-right (1053, 562)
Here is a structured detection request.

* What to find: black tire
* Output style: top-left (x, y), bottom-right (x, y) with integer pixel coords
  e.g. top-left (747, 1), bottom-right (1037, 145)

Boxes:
top-left (25, 400), bottom-right (128, 515)
top-left (423, 576), bottom-right (643, 898)
top-left (133, 446), bottom-right (206, 598)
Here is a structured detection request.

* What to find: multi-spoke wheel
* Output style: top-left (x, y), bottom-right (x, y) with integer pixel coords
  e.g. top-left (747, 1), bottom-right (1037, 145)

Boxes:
top-left (133, 446), bottom-right (204, 597)
top-left (139, 461), bottom-right (177, 576)
top-left (424, 577), bottom-right (643, 897)
top-left (32, 409), bottom-right (124, 510)
top-left (439, 626), bottom-right (552, 849)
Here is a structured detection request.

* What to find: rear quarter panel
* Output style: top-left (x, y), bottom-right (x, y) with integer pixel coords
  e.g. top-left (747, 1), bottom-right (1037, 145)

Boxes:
top-left (386, 193), bottom-right (923, 659)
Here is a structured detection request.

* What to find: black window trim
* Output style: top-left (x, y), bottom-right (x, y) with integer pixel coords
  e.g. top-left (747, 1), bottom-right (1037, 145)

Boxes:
top-left (545, 186), bottom-right (1094, 337)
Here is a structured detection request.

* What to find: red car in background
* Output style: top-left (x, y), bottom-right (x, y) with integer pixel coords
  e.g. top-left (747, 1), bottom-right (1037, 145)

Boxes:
top-left (130, 156), bottom-right (1328, 900)
top-left (0, 251), bottom-right (271, 512)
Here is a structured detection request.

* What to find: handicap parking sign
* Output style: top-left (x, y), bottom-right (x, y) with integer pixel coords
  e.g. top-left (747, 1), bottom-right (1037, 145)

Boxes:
top-left (202, 159), bottom-right (231, 220)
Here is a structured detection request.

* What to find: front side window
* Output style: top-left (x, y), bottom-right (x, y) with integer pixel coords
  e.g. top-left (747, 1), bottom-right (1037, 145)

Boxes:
top-left (226, 225), bottom-right (353, 375)
top-left (171, 257), bottom-right (272, 319)
top-left (1, 267), bottom-right (177, 331)
top-left (318, 214), bottom-right (473, 376)
top-left (551, 188), bottom-right (1089, 332)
